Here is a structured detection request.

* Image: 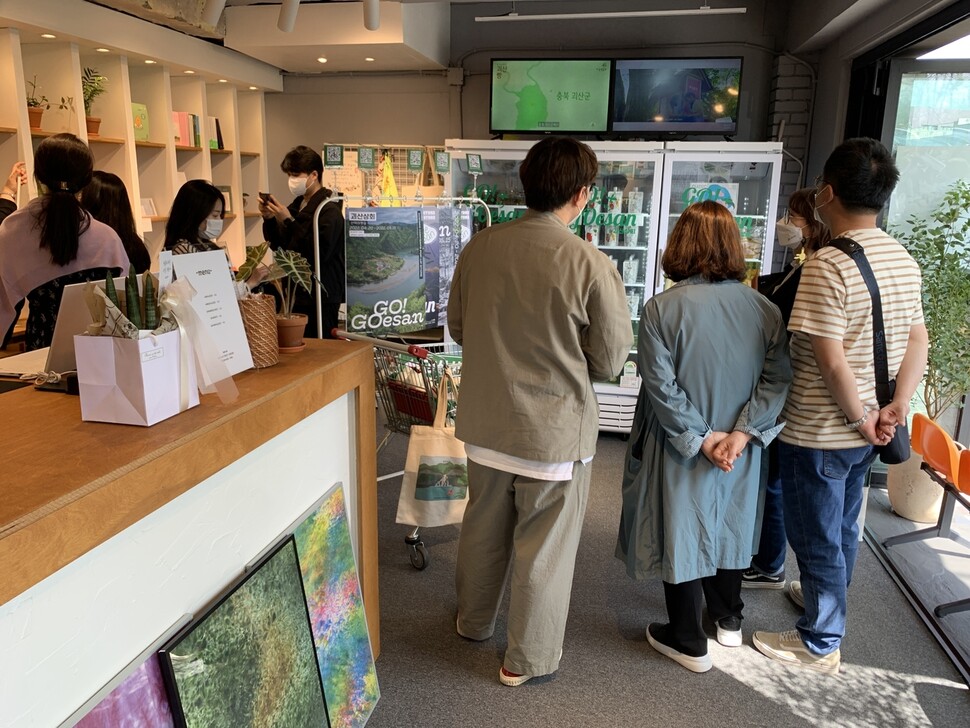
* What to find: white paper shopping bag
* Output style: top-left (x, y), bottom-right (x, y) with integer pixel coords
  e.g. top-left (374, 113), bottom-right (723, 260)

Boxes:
top-left (75, 330), bottom-right (199, 426)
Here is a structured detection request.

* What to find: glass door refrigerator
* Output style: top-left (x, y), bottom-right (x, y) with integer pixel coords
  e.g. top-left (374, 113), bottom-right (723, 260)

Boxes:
top-left (655, 142), bottom-right (784, 296)
top-left (444, 139), bottom-right (666, 434)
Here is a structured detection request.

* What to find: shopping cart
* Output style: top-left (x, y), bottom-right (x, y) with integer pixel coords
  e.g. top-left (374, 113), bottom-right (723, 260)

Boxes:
top-left (333, 329), bottom-right (462, 569)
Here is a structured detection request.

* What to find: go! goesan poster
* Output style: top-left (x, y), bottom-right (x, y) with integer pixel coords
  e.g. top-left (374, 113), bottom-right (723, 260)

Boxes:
top-left (345, 207), bottom-right (472, 335)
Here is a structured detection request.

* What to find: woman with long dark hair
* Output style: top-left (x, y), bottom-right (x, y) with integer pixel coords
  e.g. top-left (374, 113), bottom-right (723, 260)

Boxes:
top-left (0, 134), bottom-right (129, 350)
top-left (615, 200), bottom-right (791, 673)
top-left (164, 180), bottom-right (225, 254)
top-left (81, 171), bottom-right (151, 273)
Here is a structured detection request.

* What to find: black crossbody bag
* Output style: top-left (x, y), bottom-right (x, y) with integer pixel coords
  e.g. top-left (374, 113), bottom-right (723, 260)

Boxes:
top-left (828, 238), bottom-right (911, 464)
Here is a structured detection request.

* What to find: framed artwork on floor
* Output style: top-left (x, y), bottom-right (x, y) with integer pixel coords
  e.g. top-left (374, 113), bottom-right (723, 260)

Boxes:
top-left (158, 537), bottom-right (328, 728)
top-left (291, 482), bottom-right (381, 728)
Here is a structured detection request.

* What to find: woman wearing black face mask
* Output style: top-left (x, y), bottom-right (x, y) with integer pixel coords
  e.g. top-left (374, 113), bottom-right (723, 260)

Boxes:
top-left (743, 188), bottom-right (831, 595)
top-left (260, 145), bottom-right (345, 339)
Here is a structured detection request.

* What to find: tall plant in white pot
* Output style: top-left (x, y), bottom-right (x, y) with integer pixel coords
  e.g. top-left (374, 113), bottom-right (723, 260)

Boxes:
top-left (888, 180), bottom-right (970, 521)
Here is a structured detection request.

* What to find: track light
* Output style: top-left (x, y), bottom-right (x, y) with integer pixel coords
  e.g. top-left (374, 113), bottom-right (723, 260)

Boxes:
top-left (278, 0), bottom-right (301, 33)
top-left (475, 5), bottom-right (747, 23)
top-left (364, 0), bottom-right (380, 30)
top-left (202, 0), bottom-right (228, 27)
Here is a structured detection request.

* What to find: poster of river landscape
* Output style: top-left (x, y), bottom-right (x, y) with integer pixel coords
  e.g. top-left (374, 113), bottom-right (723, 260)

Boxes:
top-left (345, 207), bottom-right (430, 335)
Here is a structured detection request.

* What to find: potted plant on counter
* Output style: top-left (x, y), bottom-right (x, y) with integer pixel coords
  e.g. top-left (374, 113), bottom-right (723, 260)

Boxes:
top-left (82, 67), bottom-right (108, 137)
top-left (888, 180), bottom-right (970, 521)
top-left (237, 243), bottom-right (314, 352)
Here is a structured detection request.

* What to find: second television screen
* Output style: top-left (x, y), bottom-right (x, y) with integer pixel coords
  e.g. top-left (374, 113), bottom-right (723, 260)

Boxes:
top-left (490, 59), bottom-right (612, 134)
top-left (612, 58), bottom-right (742, 134)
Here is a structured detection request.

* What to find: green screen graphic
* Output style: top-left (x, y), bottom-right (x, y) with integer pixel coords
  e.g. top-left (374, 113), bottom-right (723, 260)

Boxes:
top-left (491, 60), bottom-right (612, 133)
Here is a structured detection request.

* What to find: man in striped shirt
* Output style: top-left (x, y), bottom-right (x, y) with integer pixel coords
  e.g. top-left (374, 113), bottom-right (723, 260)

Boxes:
top-left (753, 138), bottom-right (928, 675)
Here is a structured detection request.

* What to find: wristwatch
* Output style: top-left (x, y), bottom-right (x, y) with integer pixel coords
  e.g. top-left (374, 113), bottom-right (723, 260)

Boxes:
top-left (844, 412), bottom-right (868, 430)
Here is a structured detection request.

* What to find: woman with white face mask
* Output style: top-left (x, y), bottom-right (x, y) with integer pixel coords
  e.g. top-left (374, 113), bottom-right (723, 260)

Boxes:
top-left (261, 145), bottom-right (346, 339)
top-left (164, 179), bottom-right (227, 255)
top-left (742, 187), bottom-right (831, 596)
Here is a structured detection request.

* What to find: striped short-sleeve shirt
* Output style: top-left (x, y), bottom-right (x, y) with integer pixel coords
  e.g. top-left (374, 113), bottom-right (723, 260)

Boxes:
top-left (779, 228), bottom-right (923, 449)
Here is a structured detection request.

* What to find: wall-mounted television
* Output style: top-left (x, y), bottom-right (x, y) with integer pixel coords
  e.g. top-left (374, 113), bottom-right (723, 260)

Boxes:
top-left (490, 59), bottom-right (613, 135)
top-left (611, 58), bottom-right (742, 135)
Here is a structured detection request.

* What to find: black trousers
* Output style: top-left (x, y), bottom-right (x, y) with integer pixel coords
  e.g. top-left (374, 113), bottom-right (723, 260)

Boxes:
top-left (662, 568), bottom-right (744, 657)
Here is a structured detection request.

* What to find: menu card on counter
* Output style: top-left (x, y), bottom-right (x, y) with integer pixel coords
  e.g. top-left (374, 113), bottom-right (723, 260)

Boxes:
top-left (172, 250), bottom-right (254, 376)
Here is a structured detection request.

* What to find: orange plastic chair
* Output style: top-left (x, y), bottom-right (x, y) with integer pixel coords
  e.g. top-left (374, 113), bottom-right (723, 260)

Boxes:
top-left (910, 412), bottom-right (928, 458)
top-left (883, 415), bottom-right (970, 617)
top-left (883, 415), bottom-right (965, 552)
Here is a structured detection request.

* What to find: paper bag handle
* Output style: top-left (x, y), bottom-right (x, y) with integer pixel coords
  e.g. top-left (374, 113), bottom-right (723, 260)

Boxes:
top-left (433, 367), bottom-right (458, 429)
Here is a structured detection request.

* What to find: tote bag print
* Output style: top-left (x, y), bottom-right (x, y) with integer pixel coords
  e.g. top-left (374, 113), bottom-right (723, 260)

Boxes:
top-left (415, 456), bottom-right (468, 502)
top-left (397, 371), bottom-right (468, 527)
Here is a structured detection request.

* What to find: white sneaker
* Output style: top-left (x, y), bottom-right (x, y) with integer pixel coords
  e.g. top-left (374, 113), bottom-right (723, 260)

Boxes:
top-left (715, 616), bottom-right (743, 647)
top-left (647, 623), bottom-right (712, 673)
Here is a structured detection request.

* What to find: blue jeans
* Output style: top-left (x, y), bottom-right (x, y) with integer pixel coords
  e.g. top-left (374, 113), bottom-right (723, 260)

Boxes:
top-left (751, 443), bottom-right (787, 575)
top-left (778, 441), bottom-right (875, 655)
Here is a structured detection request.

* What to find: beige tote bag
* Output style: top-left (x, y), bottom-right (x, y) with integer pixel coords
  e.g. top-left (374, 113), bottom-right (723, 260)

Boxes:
top-left (396, 370), bottom-right (468, 527)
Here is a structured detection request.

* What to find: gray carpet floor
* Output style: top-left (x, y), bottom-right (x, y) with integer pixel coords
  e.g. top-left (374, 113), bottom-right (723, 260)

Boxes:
top-left (365, 426), bottom-right (970, 727)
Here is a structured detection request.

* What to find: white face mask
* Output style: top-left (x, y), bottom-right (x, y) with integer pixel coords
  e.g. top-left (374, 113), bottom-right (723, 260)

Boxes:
top-left (288, 175), bottom-right (309, 197)
top-left (813, 186), bottom-right (830, 225)
top-left (775, 219), bottom-right (804, 249)
top-left (201, 218), bottom-right (223, 241)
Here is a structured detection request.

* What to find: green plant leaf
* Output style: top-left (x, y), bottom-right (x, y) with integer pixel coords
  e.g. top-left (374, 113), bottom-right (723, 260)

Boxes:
top-left (890, 179), bottom-right (970, 421)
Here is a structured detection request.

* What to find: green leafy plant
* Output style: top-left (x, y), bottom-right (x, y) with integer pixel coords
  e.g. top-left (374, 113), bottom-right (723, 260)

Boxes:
top-left (105, 270), bottom-right (159, 330)
top-left (892, 180), bottom-right (970, 421)
top-left (25, 75), bottom-right (73, 111)
top-left (81, 67), bottom-right (108, 117)
top-left (25, 75), bottom-right (48, 108)
top-left (236, 242), bottom-right (313, 319)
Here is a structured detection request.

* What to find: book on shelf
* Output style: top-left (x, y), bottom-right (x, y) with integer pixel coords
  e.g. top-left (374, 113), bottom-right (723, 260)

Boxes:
top-left (172, 111), bottom-right (202, 147)
top-left (207, 116), bottom-right (224, 150)
top-left (131, 103), bottom-right (149, 142)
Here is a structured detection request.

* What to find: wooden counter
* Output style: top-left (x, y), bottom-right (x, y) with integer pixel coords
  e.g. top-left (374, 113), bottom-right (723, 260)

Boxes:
top-left (0, 339), bottom-right (378, 649)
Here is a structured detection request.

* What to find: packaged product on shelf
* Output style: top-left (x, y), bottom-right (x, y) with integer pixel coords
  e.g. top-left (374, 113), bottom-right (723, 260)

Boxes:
top-left (627, 188), bottom-right (644, 214)
top-left (605, 225), bottom-right (619, 246)
top-left (622, 225), bottom-right (639, 246)
top-left (585, 224), bottom-right (601, 245)
top-left (623, 257), bottom-right (639, 285)
top-left (607, 187), bottom-right (623, 214)
top-left (627, 292), bottom-right (641, 318)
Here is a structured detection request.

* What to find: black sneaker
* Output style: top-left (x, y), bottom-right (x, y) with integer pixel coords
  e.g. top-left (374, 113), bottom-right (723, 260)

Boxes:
top-left (741, 567), bottom-right (786, 590)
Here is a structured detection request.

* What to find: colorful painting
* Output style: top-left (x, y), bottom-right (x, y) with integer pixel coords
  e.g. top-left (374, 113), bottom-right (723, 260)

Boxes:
top-left (415, 456), bottom-right (469, 501)
top-left (76, 655), bottom-right (175, 728)
top-left (158, 537), bottom-right (328, 728)
top-left (294, 484), bottom-right (380, 728)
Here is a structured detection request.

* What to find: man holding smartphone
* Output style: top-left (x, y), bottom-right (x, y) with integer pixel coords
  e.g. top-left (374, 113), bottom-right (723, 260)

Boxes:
top-left (260, 145), bottom-right (345, 339)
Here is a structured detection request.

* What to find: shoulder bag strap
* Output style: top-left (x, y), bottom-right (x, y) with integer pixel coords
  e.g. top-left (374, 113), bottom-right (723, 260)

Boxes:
top-left (827, 237), bottom-right (892, 407)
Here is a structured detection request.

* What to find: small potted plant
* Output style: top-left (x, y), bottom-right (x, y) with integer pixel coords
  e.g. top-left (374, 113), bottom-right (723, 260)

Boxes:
top-left (25, 75), bottom-right (48, 129)
top-left (236, 243), bottom-right (314, 352)
top-left (887, 180), bottom-right (970, 521)
top-left (81, 67), bottom-right (108, 136)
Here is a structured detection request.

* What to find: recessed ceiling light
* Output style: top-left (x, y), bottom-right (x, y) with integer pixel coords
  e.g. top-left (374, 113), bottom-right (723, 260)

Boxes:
top-left (96, 48), bottom-right (111, 53)
top-left (218, 79), bottom-right (228, 83)
top-left (41, 33), bottom-right (56, 39)
top-left (144, 59), bottom-right (156, 64)
top-left (317, 57), bottom-right (328, 64)
top-left (249, 86), bottom-right (258, 91)
top-left (183, 70), bottom-right (195, 75)
top-left (365, 57), bottom-right (375, 62)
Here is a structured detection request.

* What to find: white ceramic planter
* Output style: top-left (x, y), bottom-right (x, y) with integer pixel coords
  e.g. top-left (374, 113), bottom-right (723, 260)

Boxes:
top-left (886, 453), bottom-right (944, 523)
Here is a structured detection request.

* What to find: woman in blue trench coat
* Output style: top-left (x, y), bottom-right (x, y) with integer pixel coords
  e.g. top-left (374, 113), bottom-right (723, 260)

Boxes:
top-left (616, 200), bottom-right (792, 673)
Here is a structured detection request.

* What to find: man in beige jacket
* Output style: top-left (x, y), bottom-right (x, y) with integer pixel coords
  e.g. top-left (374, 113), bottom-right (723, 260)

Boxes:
top-left (449, 136), bottom-right (632, 686)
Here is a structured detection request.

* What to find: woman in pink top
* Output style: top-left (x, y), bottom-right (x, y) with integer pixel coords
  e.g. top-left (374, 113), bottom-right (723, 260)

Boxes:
top-left (0, 134), bottom-right (129, 350)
